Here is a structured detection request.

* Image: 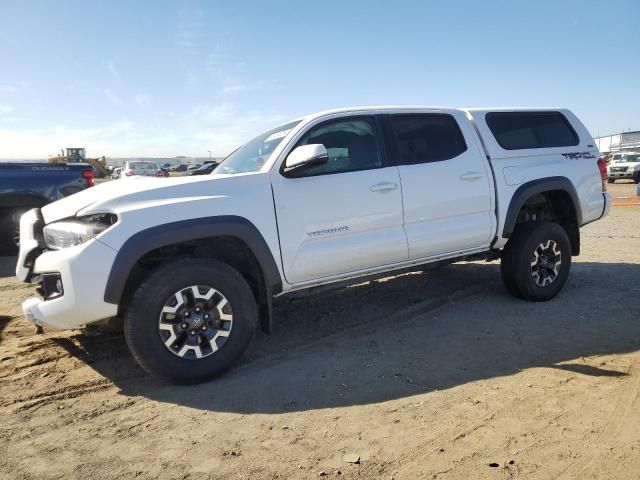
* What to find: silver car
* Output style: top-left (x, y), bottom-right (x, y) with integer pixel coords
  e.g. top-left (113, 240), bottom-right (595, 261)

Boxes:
top-left (122, 161), bottom-right (162, 178)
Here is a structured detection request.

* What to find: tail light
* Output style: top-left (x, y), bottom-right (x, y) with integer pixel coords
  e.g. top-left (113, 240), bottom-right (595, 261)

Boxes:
top-left (597, 157), bottom-right (607, 192)
top-left (156, 170), bottom-right (164, 177)
top-left (81, 168), bottom-right (94, 187)
top-left (125, 170), bottom-right (134, 176)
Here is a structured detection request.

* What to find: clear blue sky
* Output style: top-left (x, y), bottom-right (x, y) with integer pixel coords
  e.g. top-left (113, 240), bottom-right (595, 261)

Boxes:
top-left (0, 0), bottom-right (638, 159)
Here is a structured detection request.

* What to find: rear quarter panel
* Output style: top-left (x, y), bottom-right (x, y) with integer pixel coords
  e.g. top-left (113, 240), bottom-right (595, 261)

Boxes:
top-left (467, 109), bottom-right (604, 248)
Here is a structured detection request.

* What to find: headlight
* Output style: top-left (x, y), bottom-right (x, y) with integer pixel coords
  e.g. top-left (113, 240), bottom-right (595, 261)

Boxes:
top-left (43, 214), bottom-right (117, 250)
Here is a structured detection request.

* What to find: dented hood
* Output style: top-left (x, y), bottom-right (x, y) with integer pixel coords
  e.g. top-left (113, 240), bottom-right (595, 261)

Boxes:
top-left (40, 175), bottom-right (232, 224)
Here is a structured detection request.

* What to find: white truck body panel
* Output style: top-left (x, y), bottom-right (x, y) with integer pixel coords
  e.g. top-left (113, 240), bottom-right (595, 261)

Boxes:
top-left (396, 109), bottom-right (496, 259)
top-left (272, 165), bottom-right (408, 284)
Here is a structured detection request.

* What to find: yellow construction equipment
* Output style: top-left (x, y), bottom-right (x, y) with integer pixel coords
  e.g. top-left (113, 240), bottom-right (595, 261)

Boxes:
top-left (49, 148), bottom-right (110, 178)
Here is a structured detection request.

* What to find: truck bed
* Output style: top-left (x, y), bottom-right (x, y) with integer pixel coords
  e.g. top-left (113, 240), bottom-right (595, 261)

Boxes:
top-left (0, 162), bottom-right (94, 250)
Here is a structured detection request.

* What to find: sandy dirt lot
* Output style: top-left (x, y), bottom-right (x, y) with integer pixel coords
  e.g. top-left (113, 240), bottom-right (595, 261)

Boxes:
top-left (1, 182), bottom-right (639, 480)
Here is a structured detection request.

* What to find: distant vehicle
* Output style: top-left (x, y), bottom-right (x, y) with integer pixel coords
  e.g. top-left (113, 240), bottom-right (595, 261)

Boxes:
top-left (49, 148), bottom-right (110, 178)
top-left (161, 163), bottom-right (172, 169)
top-left (170, 164), bottom-right (188, 173)
top-left (16, 106), bottom-right (610, 384)
top-left (159, 166), bottom-right (170, 177)
top-left (122, 161), bottom-right (163, 178)
top-left (187, 162), bottom-right (219, 175)
top-left (0, 162), bottom-right (94, 249)
top-left (187, 164), bottom-right (202, 171)
top-left (111, 167), bottom-right (123, 180)
top-left (607, 152), bottom-right (640, 183)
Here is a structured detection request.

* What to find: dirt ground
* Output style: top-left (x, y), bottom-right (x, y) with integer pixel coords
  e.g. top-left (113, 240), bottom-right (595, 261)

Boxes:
top-left (1, 182), bottom-right (639, 480)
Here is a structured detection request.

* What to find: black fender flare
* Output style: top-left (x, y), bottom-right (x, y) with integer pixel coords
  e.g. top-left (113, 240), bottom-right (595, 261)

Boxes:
top-left (502, 177), bottom-right (582, 238)
top-left (103, 215), bottom-right (282, 305)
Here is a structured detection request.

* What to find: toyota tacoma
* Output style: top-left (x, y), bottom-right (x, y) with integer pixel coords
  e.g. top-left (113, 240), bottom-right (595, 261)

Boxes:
top-left (16, 107), bottom-right (611, 383)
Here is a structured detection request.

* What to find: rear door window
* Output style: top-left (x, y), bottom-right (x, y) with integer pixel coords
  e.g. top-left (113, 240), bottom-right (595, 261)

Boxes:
top-left (486, 111), bottom-right (579, 150)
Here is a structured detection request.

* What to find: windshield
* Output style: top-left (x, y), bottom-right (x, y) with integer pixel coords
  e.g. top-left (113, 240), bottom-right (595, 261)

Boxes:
top-left (214, 120), bottom-right (301, 175)
top-left (617, 154), bottom-right (640, 163)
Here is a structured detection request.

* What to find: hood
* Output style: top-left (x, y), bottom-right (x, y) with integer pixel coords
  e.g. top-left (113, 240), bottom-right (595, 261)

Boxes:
top-left (40, 174), bottom-right (238, 224)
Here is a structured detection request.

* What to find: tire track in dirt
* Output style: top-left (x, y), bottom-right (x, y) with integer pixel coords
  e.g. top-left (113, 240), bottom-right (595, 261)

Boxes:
top-left (6, 378), bottom-right (114, 412)
top-left (556, 359), bottom-right (640, 479)
top-left (0, 337), bottom-right (74, 378)
top-left (243, 283), bottom-right (488, 370)
top-left (0, 283), bottom-right (33, 292)
top-left (385, 404), bottom-right (502, 478)
top-left (0, 353), bottom-right (67, 379)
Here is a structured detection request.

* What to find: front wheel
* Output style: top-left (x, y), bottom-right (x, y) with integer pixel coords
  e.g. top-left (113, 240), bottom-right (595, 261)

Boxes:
top-left (124, 258), bottom-right (257, 384)
top-left (500, 221), bottom-right (572, 302)
top-left (633, 172), bottom-right (640, 184)
top-left (607, 178), bottom-right (615, 184)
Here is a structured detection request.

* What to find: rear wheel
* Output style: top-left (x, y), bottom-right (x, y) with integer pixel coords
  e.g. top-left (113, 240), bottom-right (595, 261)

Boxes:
top-left (124, 258), bottom-right (257, 384)
top-left (500, 221), bottom-right (571, 301)
top-left (607, 178), bottom-right (615, 184)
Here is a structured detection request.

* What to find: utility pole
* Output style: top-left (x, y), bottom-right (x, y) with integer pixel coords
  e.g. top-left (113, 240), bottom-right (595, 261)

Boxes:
top-left (208, 150), bottom-right (212, 160)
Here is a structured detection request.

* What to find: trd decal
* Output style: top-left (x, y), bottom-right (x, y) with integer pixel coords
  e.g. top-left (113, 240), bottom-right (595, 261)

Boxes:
top-left (562, 152), bottom-right (596, 159)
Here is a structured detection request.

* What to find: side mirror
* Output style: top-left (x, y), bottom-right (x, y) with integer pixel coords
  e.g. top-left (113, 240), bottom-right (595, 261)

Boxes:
top-left (284, 144), bottom-right (328, 172)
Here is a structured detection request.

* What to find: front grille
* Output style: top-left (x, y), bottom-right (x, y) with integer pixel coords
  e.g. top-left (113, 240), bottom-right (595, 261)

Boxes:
top-left (611, 166), bottom-right (629, 172)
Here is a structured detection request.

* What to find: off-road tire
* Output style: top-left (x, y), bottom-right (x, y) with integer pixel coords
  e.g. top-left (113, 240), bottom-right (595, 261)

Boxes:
top-left (124, 258), bottom-right (256, 384)
top-left (633, 172), bottom-right (640, 184)
top-left (607, 178), bottom-right (615, 184)
top-left (500, 221), bottom-right (571, 302)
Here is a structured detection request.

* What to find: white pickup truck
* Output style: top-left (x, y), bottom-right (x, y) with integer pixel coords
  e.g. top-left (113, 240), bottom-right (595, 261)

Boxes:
top-left (16, 107), bottom-right (611, 383)
top-left (606, 152), bottom-right (640, 183)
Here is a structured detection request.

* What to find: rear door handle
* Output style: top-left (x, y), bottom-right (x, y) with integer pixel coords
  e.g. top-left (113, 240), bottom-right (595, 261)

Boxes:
top-left (459, 171), bottom-right (483, 182)
top-left (369, 182), bottom-right (398, 193)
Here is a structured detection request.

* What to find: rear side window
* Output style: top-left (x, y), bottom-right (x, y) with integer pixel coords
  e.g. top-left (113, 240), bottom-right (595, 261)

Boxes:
top-left (389, 114), bottom-right (467, 165)
top-left (486, 111), bottom-right (579, 150)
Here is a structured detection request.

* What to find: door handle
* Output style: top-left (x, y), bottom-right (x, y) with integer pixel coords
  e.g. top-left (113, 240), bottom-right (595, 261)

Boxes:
top-left (459, 171), bottom-right (483, 182)
top-left (369, 182), bottom-right (398, 193)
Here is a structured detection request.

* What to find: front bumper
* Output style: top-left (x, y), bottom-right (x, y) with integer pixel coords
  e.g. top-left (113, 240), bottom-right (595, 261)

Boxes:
top-left (17, 210), bottom-right (119, 330)
top-left (608, 170), bottom-right (635, 179)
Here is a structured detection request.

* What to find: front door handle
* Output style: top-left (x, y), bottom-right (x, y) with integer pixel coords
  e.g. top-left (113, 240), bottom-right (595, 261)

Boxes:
top-left (459, 171), bottom-right (483, 182)
top-left (369, 182), bottom-right (398, 193)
